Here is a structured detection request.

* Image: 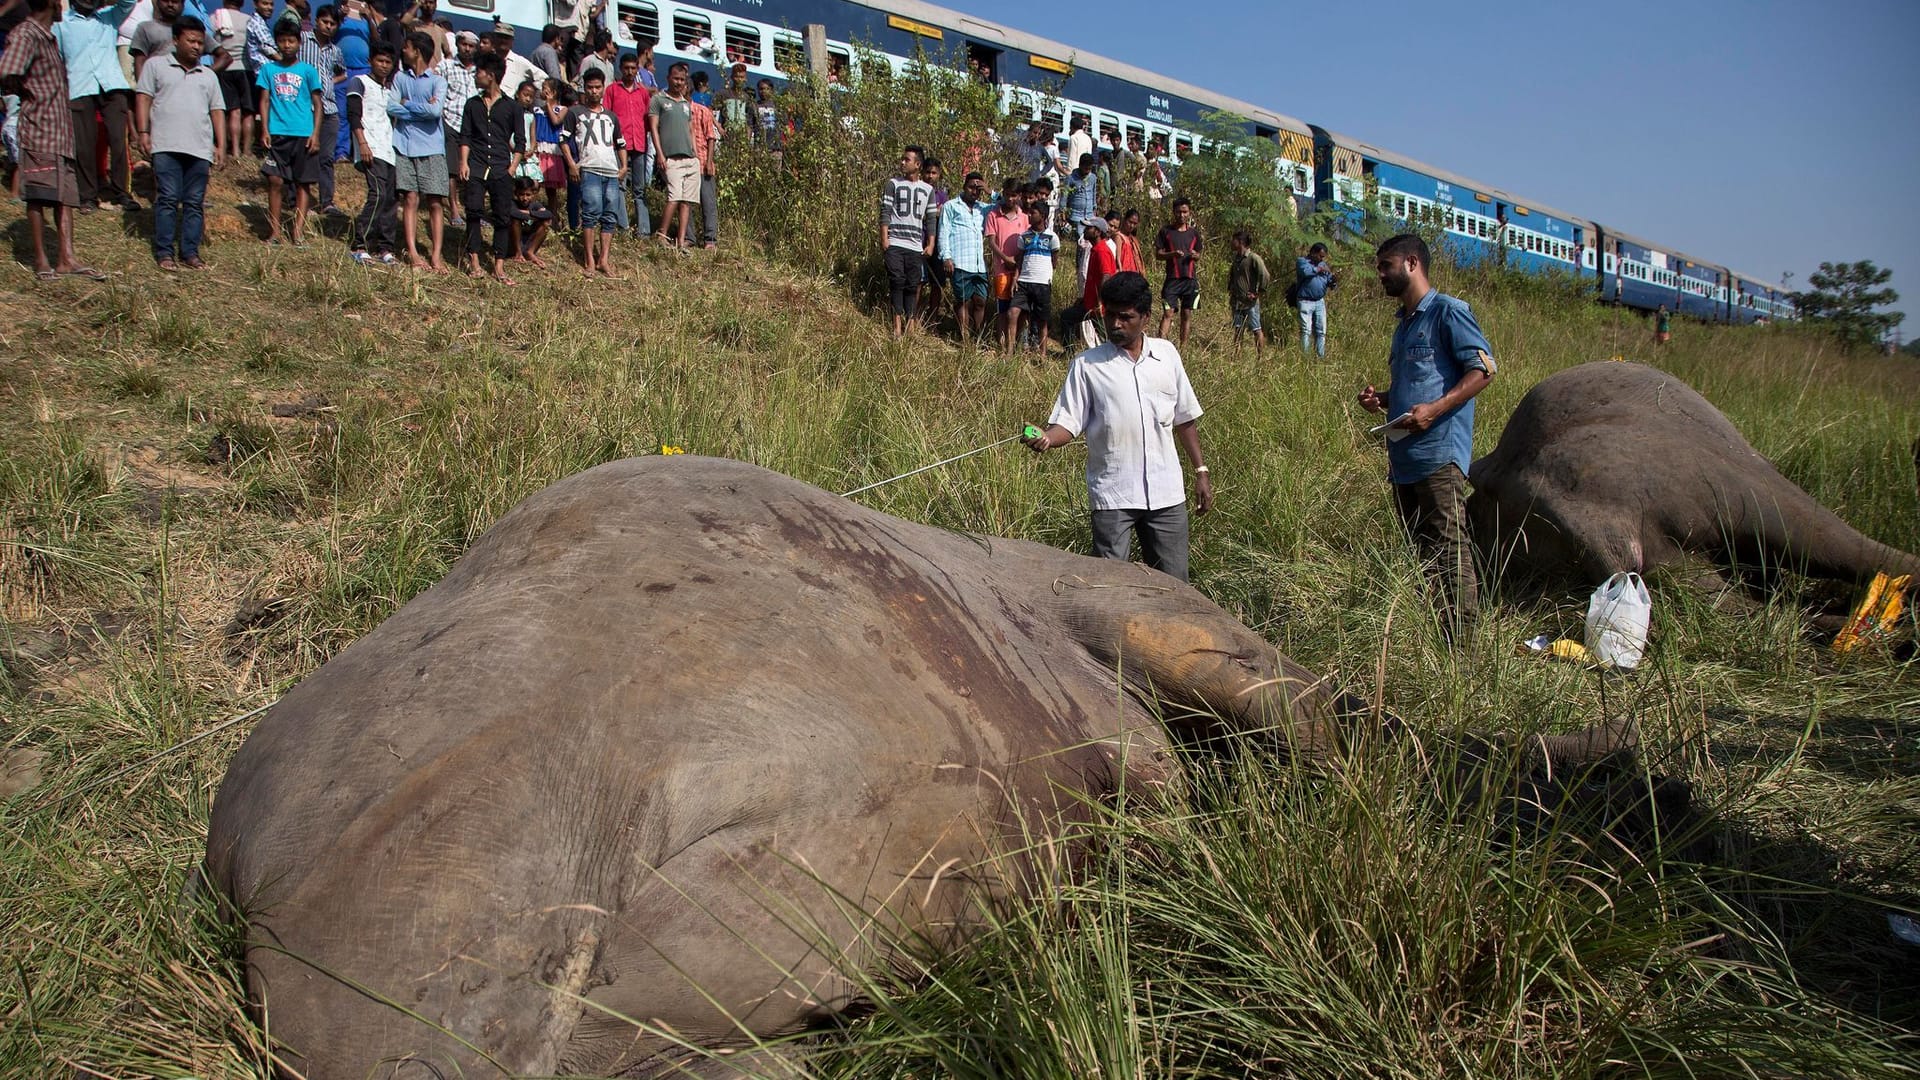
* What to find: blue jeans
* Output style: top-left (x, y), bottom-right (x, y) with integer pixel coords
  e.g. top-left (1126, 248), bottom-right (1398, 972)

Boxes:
top-left (577, 171), bottom-right (621, 231)
top-left (1298, 297), bottom-right (1327, 356)
top-left (151, 151), bottom-right (209, 261)
top-left (620, 149), bottom-right (652, 234)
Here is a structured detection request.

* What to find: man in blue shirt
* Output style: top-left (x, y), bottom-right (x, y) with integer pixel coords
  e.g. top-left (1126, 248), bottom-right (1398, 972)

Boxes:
top-left (1294, 241), bottom-right (1335, 357)
top-left (937, 170), bottom-right (989, 344)
top-left (1358, 232), bottom-right (1496, 640)
top-left (54, 0), bottom-right (140, 210)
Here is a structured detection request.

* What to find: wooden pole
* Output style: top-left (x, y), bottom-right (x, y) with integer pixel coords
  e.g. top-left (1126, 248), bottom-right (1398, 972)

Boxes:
top-left (804, 23), bottom-right (828, 90)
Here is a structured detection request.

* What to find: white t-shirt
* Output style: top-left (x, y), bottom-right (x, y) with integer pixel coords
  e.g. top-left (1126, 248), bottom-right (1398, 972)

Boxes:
top-left (1068, 128), bottom-right (1093, 173)
top-left (1047, 337), bottom-right (1203, 512)
top-left (1017, 227), bottom-right (1058, 284)
top-left (881, 176), bottom-right (933, 250)
top-left (347, 74), bottom-right (394, 164)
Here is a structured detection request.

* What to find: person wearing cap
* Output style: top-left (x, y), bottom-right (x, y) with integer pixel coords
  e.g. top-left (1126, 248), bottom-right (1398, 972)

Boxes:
top-left (434, 27), bottom-right (476, 223)
top-left (1079, 215), bottom-right (1119, 318)
top-left (489, 21), bottom-right (543, 96)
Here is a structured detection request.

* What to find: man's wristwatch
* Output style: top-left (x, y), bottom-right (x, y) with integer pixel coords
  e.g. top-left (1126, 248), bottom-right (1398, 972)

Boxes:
top-left (1193, 465), bottom-right (1209, 474)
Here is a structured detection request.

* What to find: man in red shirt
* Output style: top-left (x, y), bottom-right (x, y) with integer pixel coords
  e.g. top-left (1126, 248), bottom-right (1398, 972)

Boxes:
top-left (1080, 216), bottom-right (1119, 318)
top-left (603, 51), bottom-right (650, 237)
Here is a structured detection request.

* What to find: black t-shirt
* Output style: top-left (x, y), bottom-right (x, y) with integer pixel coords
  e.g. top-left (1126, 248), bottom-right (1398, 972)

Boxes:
top-left (460, 93), bottom-right (525, 174)
top-left (1157, 225), bottom-right (1200, 280)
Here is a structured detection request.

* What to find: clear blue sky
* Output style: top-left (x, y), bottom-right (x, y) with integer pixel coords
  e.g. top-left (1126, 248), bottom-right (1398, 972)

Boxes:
top-left (958, 0), bottom-right (1920, 333)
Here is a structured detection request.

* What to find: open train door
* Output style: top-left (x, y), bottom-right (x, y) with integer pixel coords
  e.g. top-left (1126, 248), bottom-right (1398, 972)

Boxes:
top-left (965, 42), bottom-right (1000, 85)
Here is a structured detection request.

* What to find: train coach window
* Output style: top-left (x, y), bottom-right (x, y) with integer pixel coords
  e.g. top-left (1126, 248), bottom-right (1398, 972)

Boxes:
top-left (1124, 121), bottom-right (1144, 150)
top-left (828, 46), bottom-right (850, 82)
top-left (615, 0), bottom-right (658, 45)
top-left (1041, 105), bottom-right (1064, 133)
top-left (445, 0), bottom-right (491, 11)
top-left (1098, 117), bottom-right (1119, 144)
top-left (1070, 108), bottom-right (1091, 136)
top-left (673, 11), bottom-right (710, 50)
top-left (772, 32), bottom-right (802, 72)
top-left (725, 23), bottom-right (761, 66)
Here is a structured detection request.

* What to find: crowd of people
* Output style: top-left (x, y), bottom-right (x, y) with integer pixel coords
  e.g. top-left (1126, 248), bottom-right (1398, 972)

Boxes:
top-left (0, 0), bottom-right (785, 280)
top-left (2, 2), bottom-right (1496, 640)
top-left (869, 123), bottom-right (1352, 367)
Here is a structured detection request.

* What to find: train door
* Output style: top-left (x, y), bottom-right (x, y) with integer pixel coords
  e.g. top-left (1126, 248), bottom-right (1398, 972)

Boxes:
top-left (965, 42), bottom-right (1000, 84)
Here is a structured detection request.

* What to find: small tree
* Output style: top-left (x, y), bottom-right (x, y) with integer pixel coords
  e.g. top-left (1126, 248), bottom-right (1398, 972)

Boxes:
top-left (1788, 260), bottom-right (1904, 350)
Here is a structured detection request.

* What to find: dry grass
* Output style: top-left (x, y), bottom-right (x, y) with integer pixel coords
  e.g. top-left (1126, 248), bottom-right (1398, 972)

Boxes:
top-left (0, 142), bottom-right (1916, 1077)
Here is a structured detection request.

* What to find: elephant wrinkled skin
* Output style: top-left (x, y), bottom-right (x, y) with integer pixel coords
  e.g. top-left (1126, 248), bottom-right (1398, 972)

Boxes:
top-left (207, 455), bottom-right (1416, 1078)
top-left (1469, 361), bottom-right (1920, 587)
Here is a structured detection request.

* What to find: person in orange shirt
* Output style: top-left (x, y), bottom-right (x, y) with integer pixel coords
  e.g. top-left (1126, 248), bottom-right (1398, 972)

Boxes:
top-left (983, 179), bottom-right (1027, 340)
top-left (688, 90), bottom-right (718, 248)
top-left (1115, 206), bottom-right (1144, 273)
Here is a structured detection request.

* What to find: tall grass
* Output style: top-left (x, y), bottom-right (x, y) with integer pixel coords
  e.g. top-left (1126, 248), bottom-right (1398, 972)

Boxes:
top-left (1, 50), bottom-right (1917, 1078)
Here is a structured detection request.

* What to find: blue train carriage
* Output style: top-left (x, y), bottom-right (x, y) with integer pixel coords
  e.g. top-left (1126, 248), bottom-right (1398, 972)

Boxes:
top-left (570, 0), bottom-right (1318, 207)
top-left (1309, 127), bottom-right (1589, 280)
top-left (1592, 224), bottom-right (1737, 321)
top-left (1727, 268), bottom-right (1795, 325)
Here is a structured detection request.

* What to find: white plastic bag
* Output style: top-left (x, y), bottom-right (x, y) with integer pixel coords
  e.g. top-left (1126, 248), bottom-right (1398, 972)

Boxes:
top-left (1585, 572), bottom-right (1652, 670)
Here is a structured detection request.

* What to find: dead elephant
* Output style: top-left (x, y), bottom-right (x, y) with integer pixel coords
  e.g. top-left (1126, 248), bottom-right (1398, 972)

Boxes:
top-left (206, 455), bottom-right (1639, 1078)
top-left (1469, 361), bottom-right (1920, 592)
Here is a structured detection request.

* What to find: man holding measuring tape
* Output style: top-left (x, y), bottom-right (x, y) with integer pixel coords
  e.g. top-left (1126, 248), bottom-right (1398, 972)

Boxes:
top-left (1026, 271), bottom-right (1213, 583)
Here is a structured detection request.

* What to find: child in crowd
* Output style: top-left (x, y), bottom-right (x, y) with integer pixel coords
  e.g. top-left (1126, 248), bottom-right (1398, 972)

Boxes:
top-left (509, 175), bottom-right (553, 266)
top-left (1008, 201), bottom-right (1058, 355)
top-left (564, 67), bottom-right (626, 276)
top-left (688, 70), bottom-right (711, 107)
top-left (533, 79), bottom-right (571, 226)
top-left (256, 18), bottom-right (324, 246)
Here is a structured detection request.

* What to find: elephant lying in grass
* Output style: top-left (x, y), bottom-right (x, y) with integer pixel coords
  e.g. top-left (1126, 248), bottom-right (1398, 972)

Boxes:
top-left (205, 456), bottom-right (1649, 1078)
top-left (1470, 361), bottom-right (1920, 591)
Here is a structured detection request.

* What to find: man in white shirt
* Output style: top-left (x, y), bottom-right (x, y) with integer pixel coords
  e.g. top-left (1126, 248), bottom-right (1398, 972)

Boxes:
top-left (346, 41), bottom-right (397, 262)
top-left (489, 22), bottom-right (543, 95)
top-left (1066, 114), bottom-right (1093, 191)
top-left (1025, 270), bottom-right (1213, 582)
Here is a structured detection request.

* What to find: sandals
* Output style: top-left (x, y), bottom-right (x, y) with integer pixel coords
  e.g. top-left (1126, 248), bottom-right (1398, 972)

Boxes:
top-left (65, 266), bottom-right (108, 281)
top-left (156, 258), bottom-right (179, 272)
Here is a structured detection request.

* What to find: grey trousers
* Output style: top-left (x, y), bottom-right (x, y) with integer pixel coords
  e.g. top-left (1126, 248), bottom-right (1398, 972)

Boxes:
top-left (1091, 504), bottom-right (1190, 582)
top-left (1392, 463), bottom-right (1479, 639)
top-left (699, 172), bottom-right (718, 244)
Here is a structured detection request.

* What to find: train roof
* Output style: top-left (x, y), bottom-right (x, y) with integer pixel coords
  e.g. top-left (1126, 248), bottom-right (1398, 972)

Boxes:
top-left (852, 0), bottom-right (1313, 136)
top-left (1316, 127), bottom-right (1595, 229)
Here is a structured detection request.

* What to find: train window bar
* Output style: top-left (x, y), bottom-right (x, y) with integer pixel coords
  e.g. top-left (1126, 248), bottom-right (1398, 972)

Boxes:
top-left (724, 22), bottom-right (761, 66)
top-left (615, 0), bottom-right (658, 45)
top-left (672, 11), bottom-right (711, 50)
top-left (771, 31), bottom-right (802, 73)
